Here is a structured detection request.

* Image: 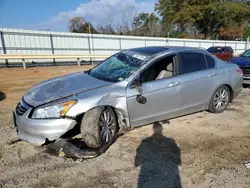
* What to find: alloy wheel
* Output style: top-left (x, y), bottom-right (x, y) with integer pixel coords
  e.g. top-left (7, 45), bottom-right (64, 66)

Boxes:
top-left (213, 88), bottom-right (229, 111)
top-left (99, 109), bottom-right (116, 144)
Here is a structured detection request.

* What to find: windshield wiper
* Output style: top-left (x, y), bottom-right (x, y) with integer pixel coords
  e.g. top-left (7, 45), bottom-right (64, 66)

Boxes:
top-left (85, 69), bottom-right (92, 74)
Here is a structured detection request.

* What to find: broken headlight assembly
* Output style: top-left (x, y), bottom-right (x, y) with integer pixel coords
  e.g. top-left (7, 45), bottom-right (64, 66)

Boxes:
top-left (32, 100), bottom-right (77, 119)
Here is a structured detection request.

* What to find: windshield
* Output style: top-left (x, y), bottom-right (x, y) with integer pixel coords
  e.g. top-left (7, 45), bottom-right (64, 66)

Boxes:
top-left (207, 47), bottom-right (223, 53)
top-left (241, 50), bottom-right (250, 57)
top-left (89, 51), bottom-right (148, 82)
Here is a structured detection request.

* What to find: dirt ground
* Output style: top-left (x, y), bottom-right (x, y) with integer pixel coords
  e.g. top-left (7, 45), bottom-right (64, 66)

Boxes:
top-left (0, 66), bottom-right (250, 188)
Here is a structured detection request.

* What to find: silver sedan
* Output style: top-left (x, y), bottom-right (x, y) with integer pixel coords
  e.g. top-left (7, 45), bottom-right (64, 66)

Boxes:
top-left (13, 46), bottom-right (243, 148)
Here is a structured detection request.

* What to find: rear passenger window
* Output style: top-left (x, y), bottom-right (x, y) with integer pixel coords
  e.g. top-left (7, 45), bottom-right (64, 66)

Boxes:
top-left (178, 52), bottom-right (207, 75)
top-left (205, 55), bottom-right (215, 69)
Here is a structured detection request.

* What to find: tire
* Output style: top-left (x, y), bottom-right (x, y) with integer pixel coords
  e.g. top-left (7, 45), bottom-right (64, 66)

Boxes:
top-left (81, 106), bottom-right (117, 149)
top-left (208, 85), bottom-right (230, 113)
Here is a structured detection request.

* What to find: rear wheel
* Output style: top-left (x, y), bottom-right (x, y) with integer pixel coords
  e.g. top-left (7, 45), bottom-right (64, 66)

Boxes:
top-left (81, 107), bottom-right (117, 148)
top-left (208, 85), bottom-right (230, 113)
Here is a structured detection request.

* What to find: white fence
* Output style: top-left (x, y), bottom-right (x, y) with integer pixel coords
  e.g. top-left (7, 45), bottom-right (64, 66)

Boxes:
top-left (0, 28), bottom-right (249, 64)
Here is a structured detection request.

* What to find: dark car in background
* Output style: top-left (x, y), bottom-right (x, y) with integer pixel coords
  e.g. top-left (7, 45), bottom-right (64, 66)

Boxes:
top-left (207, 46), bottom-right (234, 61)
top-left (231, 49), bottom-right (250, 85)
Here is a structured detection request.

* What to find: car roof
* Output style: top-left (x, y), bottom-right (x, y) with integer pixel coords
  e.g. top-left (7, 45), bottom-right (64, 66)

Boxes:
top-left (208, 46), bottom-right (232, 49)
top-left (130, 46), bottom-right (201, 55)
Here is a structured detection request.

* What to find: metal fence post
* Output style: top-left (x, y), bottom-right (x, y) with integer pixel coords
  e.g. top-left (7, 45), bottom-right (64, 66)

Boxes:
top-left (0, 31), bottom-right (8, 65)
top-left (246, 37), bottom-right (250, 50)
top-left (87, 35), bottom-right (92, 65)
top-left (235, 41), bottom-right (237, 56)
top-left (119, 37), bottom-right (122, 50)
top-left (77, 58), bottom-right (80, 66)
top-left (167, 32), bottom-right (170, 46)
top-left (49, 34), bottom-right (56, 64)
top-left (22, 59), bottom-right (26, 69)
top-left (91, 35), bottom-right (95, 64)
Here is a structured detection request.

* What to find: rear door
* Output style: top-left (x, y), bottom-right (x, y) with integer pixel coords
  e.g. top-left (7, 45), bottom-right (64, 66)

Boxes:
top-left (177, 51), bottom-right (215, 115)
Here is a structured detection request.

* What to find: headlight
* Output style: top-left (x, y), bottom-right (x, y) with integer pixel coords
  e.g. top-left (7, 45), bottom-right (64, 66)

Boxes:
top-left (32, 100), bottom-right (77, 119)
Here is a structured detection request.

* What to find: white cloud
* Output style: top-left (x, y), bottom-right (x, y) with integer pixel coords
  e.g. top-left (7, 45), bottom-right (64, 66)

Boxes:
top-left (36, 0), bottom-right (156, 31)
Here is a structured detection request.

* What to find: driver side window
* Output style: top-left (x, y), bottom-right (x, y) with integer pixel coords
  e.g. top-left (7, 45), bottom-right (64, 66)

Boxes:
top-left (140, 55), bottom-right (176, 83)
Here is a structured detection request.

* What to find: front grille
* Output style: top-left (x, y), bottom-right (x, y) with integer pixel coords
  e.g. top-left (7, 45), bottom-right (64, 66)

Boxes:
top-left (16, 99), bottom-right (30, 116)
top-left (240, 66), bottom-right (250, 77)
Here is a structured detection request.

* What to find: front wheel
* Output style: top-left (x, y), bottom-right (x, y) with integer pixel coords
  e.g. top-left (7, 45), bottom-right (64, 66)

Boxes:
top-left (81, 107), bottom-right (117, 149)
top-left (208, 85), bottom-right (230, 113)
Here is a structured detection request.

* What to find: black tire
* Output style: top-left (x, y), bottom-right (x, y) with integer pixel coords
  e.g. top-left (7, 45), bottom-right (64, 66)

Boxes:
top-left (208, 85), bottom-right (230, 113)
top-left (81, 106), bottom-right (117, 149)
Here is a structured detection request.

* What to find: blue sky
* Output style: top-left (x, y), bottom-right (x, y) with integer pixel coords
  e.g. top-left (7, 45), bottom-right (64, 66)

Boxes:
top-left (0, 0), bottom-right (156, 31)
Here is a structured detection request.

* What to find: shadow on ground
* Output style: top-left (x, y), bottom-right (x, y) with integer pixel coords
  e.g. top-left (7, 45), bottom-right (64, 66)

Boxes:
top-left (0, 91), bottom-right (5, 101)
top-left (135, 122), bottom-right (182, 188)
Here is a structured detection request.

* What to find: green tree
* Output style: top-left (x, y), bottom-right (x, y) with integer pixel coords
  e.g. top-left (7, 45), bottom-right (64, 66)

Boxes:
top-left (97, 24), bottom-right (116, 35)
top-left (133, 13), bottom-right (160, 36)
top-left (69, 17), bottom-right (98, 34)
top-left (156, 0), bottom-right (250, 39)
top-left (243, 27), bottom-right (250, 40)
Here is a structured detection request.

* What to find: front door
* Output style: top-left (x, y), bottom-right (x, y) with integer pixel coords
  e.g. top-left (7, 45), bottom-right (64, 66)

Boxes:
top-left (126, 54), bottom-right (182, 127)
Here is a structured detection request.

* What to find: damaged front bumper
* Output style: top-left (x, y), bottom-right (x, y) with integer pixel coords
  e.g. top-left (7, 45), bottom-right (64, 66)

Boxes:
top-left (13, 108), bottom-right (77, 145)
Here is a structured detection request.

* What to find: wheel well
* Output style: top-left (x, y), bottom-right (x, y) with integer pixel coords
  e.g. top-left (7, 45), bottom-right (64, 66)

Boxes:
top-left (108, 106), bottom-right (128, 135)
top-left (61, 105), bottom-right (128, 139)
top-left (224, 84), bottom-right (234, 102)
top-left (77, 106), bottom-right (128, 133)
top-left (61, 114), bottom-right (83, 138)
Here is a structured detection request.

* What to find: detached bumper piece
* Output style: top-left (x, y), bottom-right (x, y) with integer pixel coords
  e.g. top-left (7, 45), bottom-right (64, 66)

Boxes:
top-left (44, 139), bottom-right (111, 160)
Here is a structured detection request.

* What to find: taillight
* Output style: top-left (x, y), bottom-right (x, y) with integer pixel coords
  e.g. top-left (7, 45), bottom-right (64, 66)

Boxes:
top-left (236, 68), bottom-right (243, 76)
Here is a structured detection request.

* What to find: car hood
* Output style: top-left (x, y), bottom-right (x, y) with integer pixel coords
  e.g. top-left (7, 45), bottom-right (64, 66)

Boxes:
top-left (24, 71), bottom-right (111, 107)
top-left (231, 56), bottom-right (250, 66)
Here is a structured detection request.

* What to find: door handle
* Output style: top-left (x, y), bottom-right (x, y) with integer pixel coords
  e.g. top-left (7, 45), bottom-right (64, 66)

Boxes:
top-left (169, 81), bottom-right (182, 87)
top-left (208, 72), bottom-right (216, 77)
